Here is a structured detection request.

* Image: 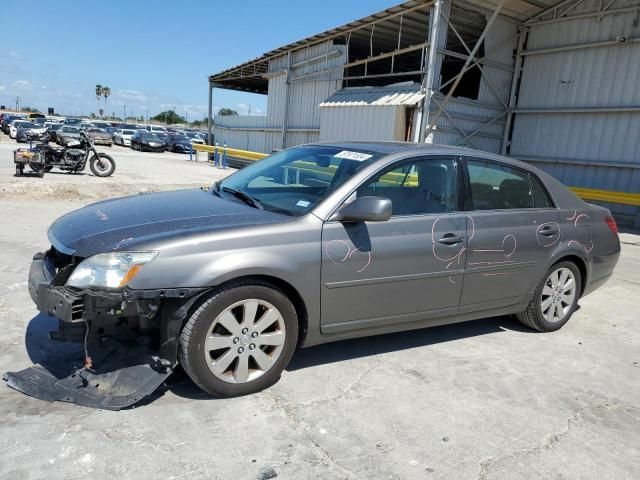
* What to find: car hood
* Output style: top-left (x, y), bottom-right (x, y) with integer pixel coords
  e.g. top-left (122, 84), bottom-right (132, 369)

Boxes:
top-left (48, 188), bottom-right (290, 257)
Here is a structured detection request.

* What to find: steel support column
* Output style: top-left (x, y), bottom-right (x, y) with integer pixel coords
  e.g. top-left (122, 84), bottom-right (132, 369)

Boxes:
top-left (207, 81), bottom-right (213, 145)
top-left (417, 0), bottom-right (451, 143)
top-left (501, 28), bottom-right (527, 154)
top-left (281, 51), bottom-right (291, 149)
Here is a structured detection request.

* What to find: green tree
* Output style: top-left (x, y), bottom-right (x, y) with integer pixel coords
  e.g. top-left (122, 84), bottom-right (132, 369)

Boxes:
top-left (218, 108), bottom-right (238, 116)
top-left (99, 108), bottom-right (104, 118)
top-left (22, 106), bottom-right (40, 113)
top-left (150, 110), bottom-right (186, 124)
top-left (95, 84), bottom-right (103, 100)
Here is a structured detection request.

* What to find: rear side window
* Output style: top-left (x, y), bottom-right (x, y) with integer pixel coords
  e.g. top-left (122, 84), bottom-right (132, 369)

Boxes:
top-left (466, 159), bottom-right (534, 210)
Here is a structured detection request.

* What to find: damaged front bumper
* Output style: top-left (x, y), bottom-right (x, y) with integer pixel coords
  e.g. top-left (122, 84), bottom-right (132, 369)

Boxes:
top-left (4, 250), bottom-right (207, 410)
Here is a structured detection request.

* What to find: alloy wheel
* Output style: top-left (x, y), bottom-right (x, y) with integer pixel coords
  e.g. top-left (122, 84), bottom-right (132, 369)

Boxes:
top-left (204, 299), bottom-right (287, 384)
top-left (540, 267), bottom-right (576, 323)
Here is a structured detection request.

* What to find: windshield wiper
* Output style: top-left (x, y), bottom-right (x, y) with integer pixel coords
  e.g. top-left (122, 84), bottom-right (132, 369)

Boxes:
top-left (221, 186), bottom-right (263, 210)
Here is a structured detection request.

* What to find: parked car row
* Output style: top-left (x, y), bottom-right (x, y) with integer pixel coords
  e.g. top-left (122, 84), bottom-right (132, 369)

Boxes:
top-left (1, 112), bottom-right (210, 151)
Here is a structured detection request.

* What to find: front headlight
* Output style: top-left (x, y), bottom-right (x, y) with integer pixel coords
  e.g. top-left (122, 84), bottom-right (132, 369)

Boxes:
top-left (67, 252), bottom-right (157, 289)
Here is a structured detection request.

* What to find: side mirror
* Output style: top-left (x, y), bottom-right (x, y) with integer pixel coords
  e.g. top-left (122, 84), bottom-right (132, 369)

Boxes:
top-left (331, 196), bottom-right (392, 222)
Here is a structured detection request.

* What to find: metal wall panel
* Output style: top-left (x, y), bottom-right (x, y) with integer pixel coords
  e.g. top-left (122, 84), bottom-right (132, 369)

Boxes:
top-left (510, 6), bottom-right (640, 225)
top-left (478, 17), bottom-right (517, 107)
top-left (319, 105), bottom-right (405, 142)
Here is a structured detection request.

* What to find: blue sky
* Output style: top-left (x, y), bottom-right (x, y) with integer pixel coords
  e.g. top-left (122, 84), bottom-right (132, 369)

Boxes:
top-left (0, 0), bottom-right (399, 120)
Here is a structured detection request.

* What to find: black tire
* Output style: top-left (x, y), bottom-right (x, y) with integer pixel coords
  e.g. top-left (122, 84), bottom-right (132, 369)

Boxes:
top-left (15, 165), bottom-right (23, 176)
top-left (37, 167), bottom-right (45, 178)
top-left (516, 261), bottom-right (581, 332)
top-left (179, 281), bottom-right (299, 397)
top-left (89, 153), bottom-right (116, 177)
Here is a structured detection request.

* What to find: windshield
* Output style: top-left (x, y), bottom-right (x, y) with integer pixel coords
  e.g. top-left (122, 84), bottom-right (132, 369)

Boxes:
top-left (63, 127), bottom-right (80, 133)
top-left (141, 133), bottom-right (160, 140)
top-left (122, 129), bottom-right (135, 135)
top-left (219, 145), bottom-right (381, 216)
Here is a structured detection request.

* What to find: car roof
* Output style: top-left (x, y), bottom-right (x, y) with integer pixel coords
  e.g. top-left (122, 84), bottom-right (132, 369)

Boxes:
top-left (310, 141), bottom-right (539, 171)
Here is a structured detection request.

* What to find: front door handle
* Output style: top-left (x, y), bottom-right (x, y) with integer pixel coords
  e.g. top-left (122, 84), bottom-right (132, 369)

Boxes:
top-left (539, 226), bottom-right (559, 236)
top-left (438, 233), bottom-right (464, 245)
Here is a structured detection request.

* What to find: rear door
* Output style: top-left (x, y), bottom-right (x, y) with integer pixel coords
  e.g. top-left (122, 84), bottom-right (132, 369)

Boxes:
top-left (459, 157), bottom-right (560, 312)
top-left (321, 156), bottom-right (468, 333)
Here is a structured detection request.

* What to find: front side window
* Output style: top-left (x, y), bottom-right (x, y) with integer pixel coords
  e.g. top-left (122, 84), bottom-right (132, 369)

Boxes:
top-left (219, 146), bottom-right (382, 216)
top-left (466, 159), bottom-right (547, 210)
top-left (357, 157), bottom-right (458, 216)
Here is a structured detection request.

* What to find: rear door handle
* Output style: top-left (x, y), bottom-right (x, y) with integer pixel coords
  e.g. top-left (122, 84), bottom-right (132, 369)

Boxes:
top-left (539, 226), bottom-right (559, 236)
top-left (438, 233), bottom-right (464, 245)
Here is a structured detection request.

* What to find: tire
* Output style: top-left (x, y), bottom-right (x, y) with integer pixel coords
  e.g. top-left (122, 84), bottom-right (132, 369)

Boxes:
top-left (89, 153), bottom-right (116, 177)
top-left (179, 281), bottom-right (299, 397)
top-left (37, 167), bottom-right (45, 178)
top-left (516, 261), bottom-right (581, 332)
top-left (15, 165), bottom-right (23, 176)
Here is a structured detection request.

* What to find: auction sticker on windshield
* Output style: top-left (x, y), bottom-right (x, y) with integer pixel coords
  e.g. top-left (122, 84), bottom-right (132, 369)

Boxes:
top-left (334, 150), bottom-right (373, 161)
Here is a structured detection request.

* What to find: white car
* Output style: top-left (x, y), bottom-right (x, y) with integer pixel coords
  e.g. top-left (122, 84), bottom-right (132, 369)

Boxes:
top-left (184, 132), bottom-right (205, 144)
top-left (9, 120), bottom-right (37, 139)
top-left (113, 128), bottom-right (136, 147)
top-left (146, 125), bottom-right (168, 134)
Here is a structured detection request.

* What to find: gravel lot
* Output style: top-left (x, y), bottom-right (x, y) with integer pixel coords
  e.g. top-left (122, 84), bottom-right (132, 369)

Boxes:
top-left (0, 135), bottom-right (638, 479)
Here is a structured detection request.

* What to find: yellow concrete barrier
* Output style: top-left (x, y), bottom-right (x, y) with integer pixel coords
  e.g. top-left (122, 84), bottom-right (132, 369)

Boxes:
top-left (193, 144), bottom-right (640, 206)
top-left (192, 144), bottom-right (268, 161)
top-left (570, 187), bottom-right (640, 207)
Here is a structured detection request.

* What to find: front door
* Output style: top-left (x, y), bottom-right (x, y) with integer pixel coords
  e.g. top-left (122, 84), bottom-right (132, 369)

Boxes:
top-left (320, 156), bottom-right (468, 333)
top-left (459, 157), bottom-right (561, 312)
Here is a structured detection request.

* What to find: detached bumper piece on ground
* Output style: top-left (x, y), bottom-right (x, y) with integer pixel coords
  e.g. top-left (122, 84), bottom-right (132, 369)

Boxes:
top-left (3, 249), bottom-right (201, 409)
top-left (3, 317), bottom-right (172, 410)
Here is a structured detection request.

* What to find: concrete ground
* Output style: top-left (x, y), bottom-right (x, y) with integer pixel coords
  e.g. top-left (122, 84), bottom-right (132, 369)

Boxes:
top-left (0, 135), bottom-right (638, 480)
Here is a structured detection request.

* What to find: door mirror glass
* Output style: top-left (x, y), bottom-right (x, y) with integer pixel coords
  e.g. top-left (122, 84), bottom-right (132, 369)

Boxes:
top-left (331, 196), bottom-right (392, 222)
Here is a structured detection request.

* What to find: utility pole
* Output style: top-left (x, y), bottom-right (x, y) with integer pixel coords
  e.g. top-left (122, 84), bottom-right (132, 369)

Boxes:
top-left (15, 96), bottom-right (20, 112)
top-left (123, 105), bottom-right (126, 121)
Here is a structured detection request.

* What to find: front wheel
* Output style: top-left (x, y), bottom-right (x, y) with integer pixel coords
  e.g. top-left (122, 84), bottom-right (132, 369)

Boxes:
top-left (89, 153), bottom-right (116, 177)
top-left (516, 261), bottom-right (581, 332)
top-left (179, 282), bottom-right (298, 397)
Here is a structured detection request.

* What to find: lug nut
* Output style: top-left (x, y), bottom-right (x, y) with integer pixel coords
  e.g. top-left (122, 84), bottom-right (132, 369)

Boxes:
top-left (249, 344), bottom-right (255, 350)
top-left (242, 328), bottom-right (248, 334)
top-left (233, 337), bottom-right (239, 344)
top-left (238, 347), bottom-right (244, 354)
top-left (251, 332), bottom-right (258, 338)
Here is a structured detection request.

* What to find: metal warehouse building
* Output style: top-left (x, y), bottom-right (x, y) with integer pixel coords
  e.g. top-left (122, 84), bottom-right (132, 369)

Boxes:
top-left (207, 0), bottom-right (640, 226)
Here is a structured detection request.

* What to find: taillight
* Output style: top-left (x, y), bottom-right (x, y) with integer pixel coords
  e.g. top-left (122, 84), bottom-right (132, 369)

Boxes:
top-left (605, 215), bottom-right (618, 236)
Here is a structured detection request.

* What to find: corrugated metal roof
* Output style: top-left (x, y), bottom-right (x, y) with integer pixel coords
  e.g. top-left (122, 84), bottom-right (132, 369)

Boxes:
top-left (320, 82), bottom-right (425, 107)
top-left (210, 0), bottom-right (564, 90)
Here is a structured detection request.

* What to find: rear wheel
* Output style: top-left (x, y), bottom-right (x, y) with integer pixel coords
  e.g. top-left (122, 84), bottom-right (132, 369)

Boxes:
top-left (516, 261), bottom-right (581, 332)
top-left (179, 282), bottom-right (298, 397)
top-left (15, 164), bottom-right (23, 176)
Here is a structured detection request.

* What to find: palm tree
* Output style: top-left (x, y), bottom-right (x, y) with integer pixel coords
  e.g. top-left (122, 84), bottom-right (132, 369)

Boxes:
top-left (99, 108), bottom-right (104, 118)
top-left (95, 84), bottom-right (103, 117)
top-left (102, 86), bottom-right (111, 112)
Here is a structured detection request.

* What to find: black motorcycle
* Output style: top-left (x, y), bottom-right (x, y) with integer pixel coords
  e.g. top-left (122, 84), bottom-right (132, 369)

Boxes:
top-left (14, 130), bottom-right (116, 178)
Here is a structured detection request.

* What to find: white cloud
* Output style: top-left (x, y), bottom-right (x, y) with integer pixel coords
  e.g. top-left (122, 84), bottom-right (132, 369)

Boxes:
top-left (40, 85), bottom-right (48, 90)
top-left (115, 89), bottom-right (148, 101)
top-left (0, 85), bottom-right (5, 91)
top-left (8, 50), bottom-right (20, 59)
top-left (11, 80), bottom-right (31, 90)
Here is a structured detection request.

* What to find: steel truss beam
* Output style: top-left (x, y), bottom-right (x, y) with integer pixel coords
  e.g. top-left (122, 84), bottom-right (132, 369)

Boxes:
top-left (423, 0), bottom-right (507, 143)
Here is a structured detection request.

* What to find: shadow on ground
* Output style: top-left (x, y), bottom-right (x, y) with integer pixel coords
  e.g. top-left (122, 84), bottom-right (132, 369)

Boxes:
top-left (8, 313), bottom-right (534, 407)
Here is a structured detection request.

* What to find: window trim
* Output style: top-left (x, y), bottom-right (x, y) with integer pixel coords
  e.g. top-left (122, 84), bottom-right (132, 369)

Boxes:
top-left (326, 155), bottom-right (464, 221)
top-left (461, 156), bottom-right (557, 212)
